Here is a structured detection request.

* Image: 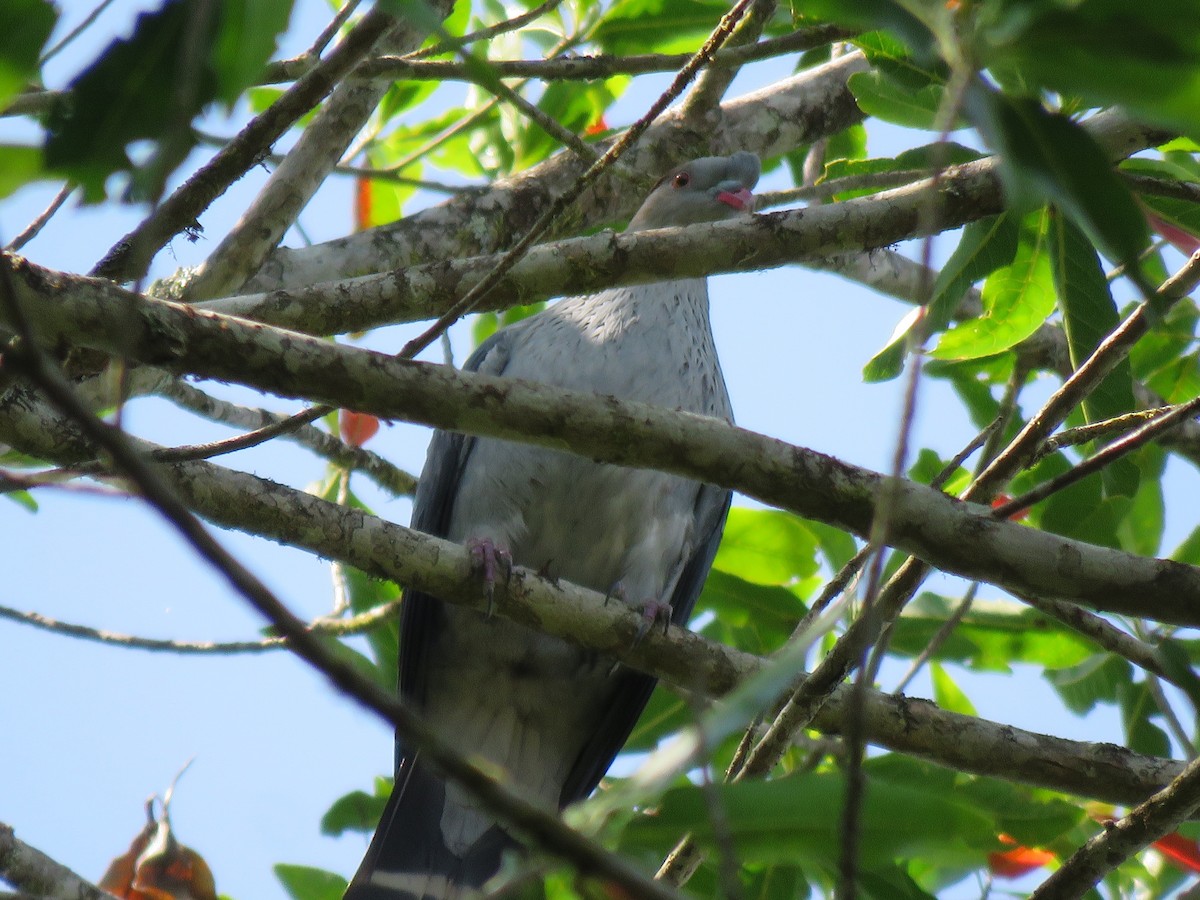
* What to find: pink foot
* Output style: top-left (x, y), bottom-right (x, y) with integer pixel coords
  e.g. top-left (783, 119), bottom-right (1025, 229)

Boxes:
top-left (467, 537), bottom-right (512, 616)
top-left (634, 598), bottom-right (673, 643)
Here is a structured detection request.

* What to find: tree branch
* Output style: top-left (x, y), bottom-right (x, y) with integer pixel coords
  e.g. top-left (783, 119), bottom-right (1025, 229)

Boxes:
top-left (1029, 757), bottom-right (1200, 899)
top-left (180, 4), bottom-right (456, 300)
top-left (0, 390), bottom-right (1186, 809)
top-left (0, 594), bottom-right (403, 653)
top-left (185, 109), bottom-right (1168, 339)
top-left (7, 255), bottom-right (1200, 628)
top-left (91, 8), bottom-right (403, 283)
top-left (153, 378), bottom-right (416, 495)
top-left (0, 823), bottom-right (109, 900)
top-left (232, 51), bottom-right (870, 293)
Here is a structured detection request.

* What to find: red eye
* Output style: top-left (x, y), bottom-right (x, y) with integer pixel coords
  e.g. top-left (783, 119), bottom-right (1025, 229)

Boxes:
top-left (673, 171), bottom-right (690, 188)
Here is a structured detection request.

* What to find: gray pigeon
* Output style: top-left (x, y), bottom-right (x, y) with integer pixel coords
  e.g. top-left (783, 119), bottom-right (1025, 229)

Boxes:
top-left (346, 151), bottom-right (760, 900)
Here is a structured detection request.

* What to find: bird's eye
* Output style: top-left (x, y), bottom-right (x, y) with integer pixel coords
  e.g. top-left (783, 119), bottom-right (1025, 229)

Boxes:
top-left (673, 172), bottom-right (690, 188)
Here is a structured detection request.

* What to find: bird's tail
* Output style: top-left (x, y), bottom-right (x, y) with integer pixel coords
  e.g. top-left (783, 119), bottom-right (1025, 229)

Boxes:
top-left (344, 756), bottom-right (516, 900)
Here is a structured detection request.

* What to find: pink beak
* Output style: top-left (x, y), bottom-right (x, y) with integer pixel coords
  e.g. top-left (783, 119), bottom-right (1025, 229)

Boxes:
top-left (716, 187), bottom-right (754, 211)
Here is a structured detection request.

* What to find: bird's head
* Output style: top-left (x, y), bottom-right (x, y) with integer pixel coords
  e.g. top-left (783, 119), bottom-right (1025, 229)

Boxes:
top-left (626, 151), bottom-right (760, 232)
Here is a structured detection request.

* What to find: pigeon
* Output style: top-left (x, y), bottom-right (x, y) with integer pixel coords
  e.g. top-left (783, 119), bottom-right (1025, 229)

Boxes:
top-left (346, 151), bottom-right (761, 900)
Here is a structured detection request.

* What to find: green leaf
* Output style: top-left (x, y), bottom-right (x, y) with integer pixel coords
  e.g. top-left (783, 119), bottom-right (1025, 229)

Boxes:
top-left (713, 508), bottom-right (820, 586)
top-left (965, 86), bottom-right (1150, 272)
top-left (1116, 446), bottom-right (1164, 556)
top-left (1172, 524), bottom-right (1200, 566)
top-left (862, 306), bottom-right (921, 383)
top-left (0, 0), bottom-right (56, 107)
top-left (933, 209), bottom-right (1055, 361)
top-left (811, 6), bottom-right (935, 58)
top-left (211, 0), bottom-right (294, 105)
top-left (1046, 654), bottom-right (1131, 715)
top-left (864, 214), bottom-right (1019, 382)
top-left (4, 489), bottom-right (37, 512)
top-left (824, 141), bottom-right (981, 181)
top-left (805, 520), bottom-right (860, 571)
top-left (1146, 350), bottom-right (1200, 403)
top-left (44, 0), bottom-right (221, 201)
top-left (1118, 679), bottom-right (1171, 758)
top-left (621, 772), bottom-right (994, 866)
top-left (320, 776), bottom-right (392, 836)
top-left (1129, 302), bottom-right (1199, 390)
top-left (274, 865), bottom-right (348, 900)
top-left (697, 570), bottom-right (808, 655)
top-left (516, 80), bottom-right (616, 168)
top-left (625, 685), bottom-right (690, 752)
top-left (847, 68), bottom-right (947, 130)
top-left (907, 448), bottom-right (968, 495)
top-left (591, 0), bottom-right (731, 54)
top-left (1157, 641), bottom-right (1200, 717)
top-left (1050, 212), bottom-right (1140, 498)
top-left (0, 145), bottom-right (45, 198)
top-left (889, 593), bottom-right (1093, 672)
top-left (979, 0), bottom-right (1200, 135)
top-left (930, 662), bottom-right (978, 716)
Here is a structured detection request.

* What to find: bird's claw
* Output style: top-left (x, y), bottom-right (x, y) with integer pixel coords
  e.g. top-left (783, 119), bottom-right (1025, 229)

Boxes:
top-left (633, 598), bottom-right (673, 645)
top-left (604, 581), bottom-right (627, 607)
top-left (468, 537), bottom-right (512, 617)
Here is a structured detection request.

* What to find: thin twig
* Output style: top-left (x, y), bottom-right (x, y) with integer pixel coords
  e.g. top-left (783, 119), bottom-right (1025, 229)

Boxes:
top-left (0, 468), bottom-right (127, 498)
top-left (1123, 171), bottom-right (1200, 205)
top-left (679, 0), bottom-right (773, 119)
top-left (307, 0), bottom-right (363, 58)
top-left (1145, 673), bottom-right (1197, 759)
top-left (407, 0), bottom-right (566, 60)
top-left (365, 24), bottom-right (853, 79)
top-left (154, 378), bottom-right (416, 496)
top-left (891, 583), bottom-right (979, 696)
top-left (1033, 407), bottom-right (1180, 463)
top-left (758, 169), bottom-right (931, 208)
top-left (1028, 755), bottom-right (1200, 899)
top-left (0, 597), bottom-right (401, 653)
top-left (458, 56), bottom-right (599, 162)
top-left (39, 0), bottom-right (117, 63)
top-left (834, 61), bottom-right (977, 900)
top-left (790, 544), bottom-right (870, 640)
top-left (993, 395), bottom-right (1200, 519)
top-left (5, 185), bottom-right (74, 253)
top-left (1016, 593), bottom-right (1178, 689)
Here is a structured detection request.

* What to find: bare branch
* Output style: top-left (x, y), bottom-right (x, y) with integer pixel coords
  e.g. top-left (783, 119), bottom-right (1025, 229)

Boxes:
top-left (154, 378), bottom-right (416, 495)
top-left (179, 5), bottom-right (456, 300)
top-left (90, 8), bottom-right (402, 283)
top-left (0, 595), bottom-right (403, 654)
top-left (7, 255), bottom-right (1200, 627)
top-left (0, 386), bottom-right (1187, 809)
top-left (192, 109), bottom-right (1167, 339)
top-left (1029, 759), bottom-right (1200, 899)
top-left (0, 822), bottom-right (109, 900)
top-left (5, 185), bottom-right (74, 254)
top-left (235, 51), bottom-right (871, 293)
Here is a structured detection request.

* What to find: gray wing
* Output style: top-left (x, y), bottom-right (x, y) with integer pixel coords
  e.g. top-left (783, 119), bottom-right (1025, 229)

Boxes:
top-left (558, 482), bottom-right (731, 805)
top-left (398, 330), bottom-right (513, 722)
top-left (398, 327), bottom-right (731, 806)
